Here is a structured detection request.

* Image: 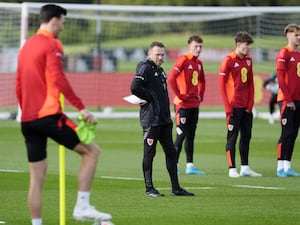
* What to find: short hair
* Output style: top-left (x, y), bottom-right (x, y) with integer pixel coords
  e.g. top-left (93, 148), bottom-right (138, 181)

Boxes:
top-left (284, 23), bottom-right (300, 34)
top-left (188, 35), bottom-right (203, 44)
top-left (149, 41), bottom-right (165, 50)
top-left (234, 31), bottom-right (254, 44)
top-left (40, 4), bottom-right (67, 23)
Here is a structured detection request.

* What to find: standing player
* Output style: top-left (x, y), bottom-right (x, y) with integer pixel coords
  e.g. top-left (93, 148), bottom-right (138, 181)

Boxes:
top-left (131, 41), bottom-right (194, 197)
top-left (219, 31), bottom-right (262, 178)
top-left (168, 35), bottom-right (206, 175)
top-left (263, 72), bottom-right (278, 124)
top-left (16, 4), bottom-right (111, 225)
top-left (276, 23), bottom-right (300, 177)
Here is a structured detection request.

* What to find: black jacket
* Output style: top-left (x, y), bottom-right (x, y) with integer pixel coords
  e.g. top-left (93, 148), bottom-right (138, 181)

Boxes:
top-left (130, 57), bottom-right (172, 128)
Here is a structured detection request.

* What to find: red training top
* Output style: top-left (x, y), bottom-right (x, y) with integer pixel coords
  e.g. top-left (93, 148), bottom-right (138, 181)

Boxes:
top-left (16, 29), bottom-right (84, 122)
top-left (168, 52), bottom-right (206, 109)
top-left (219, 51), bottom-right (254, 115)
top-left (276, 46), bottom-right (300, 103)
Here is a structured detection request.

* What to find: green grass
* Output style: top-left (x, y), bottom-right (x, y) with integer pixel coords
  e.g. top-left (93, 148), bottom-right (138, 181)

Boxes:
top-left (1, 118), bottom-right (300, 225)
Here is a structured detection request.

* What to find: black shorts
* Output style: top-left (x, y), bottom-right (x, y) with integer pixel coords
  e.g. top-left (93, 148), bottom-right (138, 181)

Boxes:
top-left (21, 114), bottom-right (80, 162)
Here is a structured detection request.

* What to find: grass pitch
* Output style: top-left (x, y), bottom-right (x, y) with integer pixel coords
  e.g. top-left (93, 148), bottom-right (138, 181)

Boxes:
top-left (0, 117), bottom-right (300, 225)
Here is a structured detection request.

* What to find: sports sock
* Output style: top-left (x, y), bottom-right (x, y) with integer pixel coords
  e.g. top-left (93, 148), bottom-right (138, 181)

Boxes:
top-left (75, 191), bottom-right (90, 209)
top-left (283, 160), bottom-right (291, 172)
top-left (32, 218), bottom-right (42, 225)
top-left (240, 165), bottom-right (250, 171)
top-left (186, 162), bottom-right (194, 168)
top-left (277, 160), bottom-right (283, 171)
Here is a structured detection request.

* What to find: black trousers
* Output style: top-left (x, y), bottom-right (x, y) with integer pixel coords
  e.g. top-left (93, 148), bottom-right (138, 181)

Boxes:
top-left (142, 123), bottom-right (179, 191)
top-left (277, 101), bottom-right (300, 161)
top-left (174, 107), bottom-right (199, 163)
top-left (225, 108), bottom-right (253, 168)
top-left (269, 93), bottom-right (278, 114)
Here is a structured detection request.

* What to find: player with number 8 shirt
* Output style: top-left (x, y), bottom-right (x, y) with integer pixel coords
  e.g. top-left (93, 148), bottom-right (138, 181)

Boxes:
top-left (168, 35), bottom-right (206, 175)
top-left (276, 23), bottom-right (300, 177)
top-left (219, 31), bottom-right (262, 178)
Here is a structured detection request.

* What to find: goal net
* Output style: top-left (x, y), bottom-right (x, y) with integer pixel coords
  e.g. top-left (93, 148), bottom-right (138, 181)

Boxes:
top-left (1, 3), bottom-right (300, 119)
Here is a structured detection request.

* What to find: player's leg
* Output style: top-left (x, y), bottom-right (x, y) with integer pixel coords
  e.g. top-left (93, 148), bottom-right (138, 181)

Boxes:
top-left (225, 108), bottom-right (242, 177)
top-left (28, 160), bottom-right (47, 218)
top-left (281, 101), bottom-right (300, 176)
top-left (239, 111), bottom-right (261, 177)
top-left (74, 142), bottom-right (99, 192)
top-left (239, 111), bottom-right (252, 166)
top-left (142, 126), bottom-right (163, 196)
top-left (159, 123), bottom-right (179, 189)
top-left (268, 94), bottom-right (277, 124)
top-left (277, 102), bottom-right (300, 177)
top-left (42, 114), bottom-right (111, 221)
top-left (159, 123), bottom-right (194, 196)
top-left (174, 105), bottom-right (186, 163)
top-left (21, 121), bottom-right (48, 225)
top-left (184, 107), bottom-right (205, 175)
top-left (184, 108), bottom-right (197, 163)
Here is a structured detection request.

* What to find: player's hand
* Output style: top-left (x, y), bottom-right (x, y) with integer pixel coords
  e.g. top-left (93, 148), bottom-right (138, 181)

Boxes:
top-left (79, 109), bottom-right (95, 124)
top-left (178, 94), bottom-right (188, 101)
top-left (197, 96), bottom-right (202, 102)
top-left (287, 101), bottom-right (296, 110)
top-left (225, 109), bottom-right (233, 118)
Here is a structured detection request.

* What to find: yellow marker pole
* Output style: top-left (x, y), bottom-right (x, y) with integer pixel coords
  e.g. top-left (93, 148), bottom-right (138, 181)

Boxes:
top-left (59, 94), bottom-right (66, 225)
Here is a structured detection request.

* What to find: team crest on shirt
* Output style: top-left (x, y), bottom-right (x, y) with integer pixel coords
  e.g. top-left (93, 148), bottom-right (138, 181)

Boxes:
top-left (147, 138), bottom-right (154, 146)
top-left (198, 64), bottom-right (202, 71)
top-left (281, 118), bottom-right (287, 125)
top-left (228, 124), bottom-right (234, 131)
top-left (180, 117), bottom-right (186, 124)
top-left (246, 60), bottom-right (251, 66)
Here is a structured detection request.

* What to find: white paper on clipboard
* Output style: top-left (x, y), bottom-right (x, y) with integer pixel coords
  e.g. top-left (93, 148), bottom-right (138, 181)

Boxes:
top-left (123, 95), bottom-right (147, 105)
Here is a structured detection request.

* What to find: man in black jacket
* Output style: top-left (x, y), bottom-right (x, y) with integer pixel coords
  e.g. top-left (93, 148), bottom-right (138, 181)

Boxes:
top-left (131, 41), bottom-right (194, 197)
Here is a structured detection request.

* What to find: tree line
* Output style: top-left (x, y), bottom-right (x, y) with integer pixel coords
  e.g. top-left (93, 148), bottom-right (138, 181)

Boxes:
top-left (9, 0), bottom-right (300, 6)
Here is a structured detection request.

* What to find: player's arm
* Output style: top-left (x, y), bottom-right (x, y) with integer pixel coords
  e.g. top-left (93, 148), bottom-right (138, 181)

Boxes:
top-left (168, 56), bottom-right (189, 101)
top-left (47, 42), bottom-right (87, 115)
top-left (276, 49), bottom-right (293, 104)
top-left (15, 58), bottom-right (22, 107)
top-left (130, 62), bottom-right (152, 103)
top-left (247, 66), bottom-right (254, 112)
top-left (198, 61), bottom-right (206, 102)
top-left (219, 57), bottom-right (232, 116)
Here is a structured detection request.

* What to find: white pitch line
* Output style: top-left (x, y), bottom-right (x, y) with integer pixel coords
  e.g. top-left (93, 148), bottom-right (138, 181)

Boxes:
top-left (0, 221), bottom-right (6, 224)
top-left (233, 184), bottom-right (284, 190)
top-left (0, 169), bottom-right (24, 173)
top-left (100, 176), bottom-right (143, 181)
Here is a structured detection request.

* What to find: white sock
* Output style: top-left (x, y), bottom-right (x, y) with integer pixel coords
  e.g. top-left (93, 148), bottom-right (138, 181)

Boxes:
top-left (186, 163), bottom-right (194, 168)
top-left (277, 160), bottom-right (283, 171)
top-left (75, 191), bottom-right (90, 209)
top-left (283, 160), bottom-right (291, 172)
top-left (32, 218), bottom-right (42, 225)
top-left (240, 165), bottom-right (249, 171)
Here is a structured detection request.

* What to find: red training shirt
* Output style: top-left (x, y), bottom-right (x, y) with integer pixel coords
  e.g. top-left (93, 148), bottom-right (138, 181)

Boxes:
top-left (16, 29), bottom-right (84, 122)
top-left (219, 51), bottom-right (254, 115)
top-left (168, 52), bottom-right (206, 109)
top-left (276, 46), bottom-right (300, 103)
